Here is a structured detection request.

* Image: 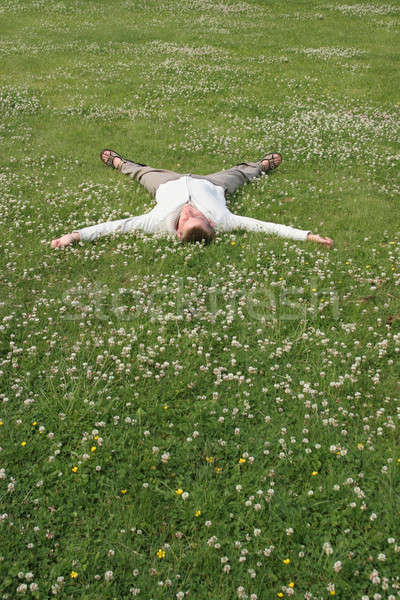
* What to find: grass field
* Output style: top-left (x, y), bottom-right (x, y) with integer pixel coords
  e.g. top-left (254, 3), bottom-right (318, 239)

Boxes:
top-left (1, 0), bottom-right (400, 598)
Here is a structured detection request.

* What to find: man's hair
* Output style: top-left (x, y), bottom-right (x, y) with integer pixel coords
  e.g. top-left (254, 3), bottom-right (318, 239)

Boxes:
top-left (181, 221), bottom-right (215, 244)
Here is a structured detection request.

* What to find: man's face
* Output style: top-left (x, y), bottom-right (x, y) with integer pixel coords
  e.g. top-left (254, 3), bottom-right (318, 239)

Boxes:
top-left (176, 204), bottom-right (214, 239)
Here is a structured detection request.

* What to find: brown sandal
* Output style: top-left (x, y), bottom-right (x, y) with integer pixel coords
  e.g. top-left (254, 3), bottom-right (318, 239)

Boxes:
top-left (100, 149), bottom-right (124, 169)
top-left (259, 152), bottom-right (282, 172)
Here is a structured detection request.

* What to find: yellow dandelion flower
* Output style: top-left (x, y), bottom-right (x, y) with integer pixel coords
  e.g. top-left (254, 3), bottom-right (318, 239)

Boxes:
top-left (195, 510), bottom-right (201, 517)
top-left (156, 549), bottom-right (166, 559)
top-left (205, 456), bottom-right (214, 463)
top-left (330, 591), bottom-right (336, 596)
top-left (91, 446), bottom-right (96, 452)
top-left (277, 593), bottom-right (284, 598)
top-left (0, 421), bottom-right (3, 426)
top-left (32, 421), bottom-right (37, 426)
top-left (231, 241), bottom-right (236, 246)
top-left (121, 489), bottom-right (127, 494)
top-left (312, 471), bottom-right (318, 476)
top-left (163, 404), bottom-right (168, 410)
top-left (239, 458), bottom-right (246, 464)
top-left (289, 582), bottom-right (294, 588)
top-left (94, 435), bottom-right (99, 440)
top-left (357, 443), bottom-right (364, 450)
top-left (21, 441), bottom-right (27, 447)
top-left (72, 466), bottom-right (78, 473)
top-left (176, 489), bottom-right (183, 495)
top-left (70, 571), bottom-right (78, 579)
top-left (283, 558), bottom-right (290, 565)
top-left (215, 467), bottom-right (222, 473)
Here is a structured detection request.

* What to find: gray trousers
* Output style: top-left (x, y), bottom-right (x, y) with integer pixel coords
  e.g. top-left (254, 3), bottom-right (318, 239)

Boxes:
top-left (118, 158), bottom-right (265, 197)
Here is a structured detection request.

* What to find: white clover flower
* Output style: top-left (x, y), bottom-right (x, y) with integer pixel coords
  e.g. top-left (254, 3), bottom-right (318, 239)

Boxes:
top-left (161, 452), bottom-right (170, 463)
top-left (333, 561), bottom-right (342, 572)
top-left (17, 583), bottom-right (28, 594)
top-left (377, 553), bottom-right (386, 562)
top-left (104, 571), bottom-right (113, 581)
top-left (369, 569), bottom-right (380, 584)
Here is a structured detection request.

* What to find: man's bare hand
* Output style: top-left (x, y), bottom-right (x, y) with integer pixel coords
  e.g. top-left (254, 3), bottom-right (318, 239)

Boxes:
top-left (307, 233), bottom-right (334, 248)
top-left (50, 232), bottom-right (80, 248)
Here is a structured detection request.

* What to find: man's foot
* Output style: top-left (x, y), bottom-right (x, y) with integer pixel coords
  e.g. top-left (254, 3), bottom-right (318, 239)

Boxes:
top-left (260, 152), bottom-right (282, 172)
top-left (100, 149), bottom-right (123, 169)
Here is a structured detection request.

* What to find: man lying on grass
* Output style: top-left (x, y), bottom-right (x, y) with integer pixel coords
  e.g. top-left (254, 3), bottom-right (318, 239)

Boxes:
top-left (51, 150), bottom-right (333, 248)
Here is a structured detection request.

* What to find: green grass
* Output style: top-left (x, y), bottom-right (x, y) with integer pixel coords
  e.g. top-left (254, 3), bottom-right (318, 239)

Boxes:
top-left (1, 0), bottom-right (400, 598)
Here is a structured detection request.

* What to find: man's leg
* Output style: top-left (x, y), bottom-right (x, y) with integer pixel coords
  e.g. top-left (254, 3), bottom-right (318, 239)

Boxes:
top-left (194, 154), bottom-right (281, 195)
top-left (118, 160), bottom-right (183, 197)
top-left (100, 151), bottom-right (183, 197)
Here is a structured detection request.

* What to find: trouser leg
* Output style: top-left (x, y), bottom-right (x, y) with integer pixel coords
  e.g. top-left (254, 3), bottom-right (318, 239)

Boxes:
top-left (118, 160), bottom-right (183, 196)
top-left (192, 161), bottom-right (264, 195)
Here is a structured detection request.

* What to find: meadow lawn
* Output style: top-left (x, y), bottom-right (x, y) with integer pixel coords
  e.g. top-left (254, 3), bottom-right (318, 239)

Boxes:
top-left (1, 0), bottom-right (400, 598)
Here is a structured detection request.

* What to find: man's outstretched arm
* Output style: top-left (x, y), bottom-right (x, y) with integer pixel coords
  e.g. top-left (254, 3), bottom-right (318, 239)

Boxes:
top-left (50, 213), bottom-right (156, 248)
top-left (229, 214), bottom-right (333, 247)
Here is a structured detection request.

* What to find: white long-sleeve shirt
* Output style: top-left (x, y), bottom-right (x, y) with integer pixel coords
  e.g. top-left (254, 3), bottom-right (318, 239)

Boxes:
top-left (74, 175), bottom-right (310, 242)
